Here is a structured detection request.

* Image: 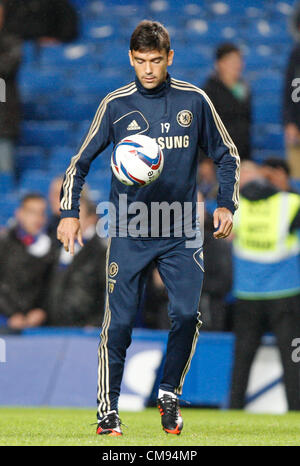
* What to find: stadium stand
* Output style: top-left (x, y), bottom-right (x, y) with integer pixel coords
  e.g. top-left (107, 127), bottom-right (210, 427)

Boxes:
top-left (0, 0), bottom-right (296, 227)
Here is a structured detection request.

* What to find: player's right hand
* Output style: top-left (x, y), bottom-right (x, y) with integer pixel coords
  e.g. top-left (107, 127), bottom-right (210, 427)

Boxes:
top-left (57, 217), bottom-right (84, 255)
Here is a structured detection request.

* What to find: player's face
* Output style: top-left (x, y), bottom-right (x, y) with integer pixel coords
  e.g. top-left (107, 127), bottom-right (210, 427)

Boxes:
top-left (129, 49), bottom-right (174, 89)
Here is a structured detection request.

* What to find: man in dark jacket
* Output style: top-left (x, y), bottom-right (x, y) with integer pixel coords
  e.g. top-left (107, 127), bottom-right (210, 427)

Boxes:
top-left (0, 193), bottom-right (54, 329)
top-left (4, 0), bottom-right (78, 43)
top-left (200, 212), bottom-right (233, 331)
top-left (204, 43), bottom-right (252, 160)
top-left (0, 1), bottom-right (22, 174)
top-left (46, 196), bottom-right (106, 327)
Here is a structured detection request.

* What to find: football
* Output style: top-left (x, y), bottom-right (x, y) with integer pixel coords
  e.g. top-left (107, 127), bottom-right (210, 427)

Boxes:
top-left (111, 134), bottom-right (164, 187)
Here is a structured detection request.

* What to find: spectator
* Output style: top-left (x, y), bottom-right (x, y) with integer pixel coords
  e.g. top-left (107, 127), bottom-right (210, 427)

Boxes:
top-left (0, 193), bottom-right (54, 330)
top-left (0, 0), bottom-right (22, 175)
top-left (283, 0), bottom-right (300, 178)
top-left (230, 163), bottom-right (300, 410)
top-left (4, 0), bottom-right (78, 43)
top-left (47, 175), bottom-right (64, 246)
top-left (262, 157), bottom-right (298, 193)
top-left (197, 158), bottom-right (218, 201)
top-left (200, 212), bottom-right (232, 331)
top-left (46, 196), bottom-right (106, 327)
top-left (143, 265), bottom-right (170, 330)
top-left (204, 43), bottom-right (252, 160)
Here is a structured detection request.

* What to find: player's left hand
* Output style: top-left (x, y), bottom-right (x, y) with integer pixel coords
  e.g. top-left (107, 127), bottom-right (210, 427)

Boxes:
top-left (213, 207), bottom-right (233, 239)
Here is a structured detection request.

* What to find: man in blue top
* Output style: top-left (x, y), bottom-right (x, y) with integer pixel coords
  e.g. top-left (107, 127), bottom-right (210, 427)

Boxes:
top-left (57, 20), bottom-right (240, 436)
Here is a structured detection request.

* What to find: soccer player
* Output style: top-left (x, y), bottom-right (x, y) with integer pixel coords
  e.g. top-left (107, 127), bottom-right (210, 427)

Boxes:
top-left (57, 21), bottom-right (240, 436)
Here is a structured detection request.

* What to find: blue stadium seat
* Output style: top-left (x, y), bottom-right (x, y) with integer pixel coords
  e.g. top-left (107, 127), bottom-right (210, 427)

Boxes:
top-left (20, 121), bottom-right (74, 147)
top-left (48, 146), bottom-right (76, 173)
top-left (70, 0), bottom-right (89, 9)
top-left (186, 17), bottom-right (245, 44)
top-left (81, 19), bottom-right (118, 42)
top-left (251, 72), bottom-right (283, 96)
top-left (39, 43), bottom-right (96, 67)
top-left (68, 71), bottom-right (129, 96)
top-left (251, 124), bottom-right (285, 151)
top-left (0, 194), bottom-right (19, 226)
top-left (36, 96), bottom-right (99, 121)
top-left (267, 0), bottom-right (294, 19)
top-left (290, 178), bottom-right (300, 191)
top-left (253, 98), bottom-right (281, 124)
top-left (244, 46), bottom-right (274, 71)
top-left (174, 45), bottom-right (213, 68)
top-left (245, 19), bottom-right (290, 45)
top-left (19, 170), bottom-right (54, 196)
top-left (0, 174), bottom-right (14, 196)
top-left (22, 41), bottom-right (38, 65)
top-left (251, 149), bottom-right (285, 163)
top-left (16, 146), bottom-right (47, 173)
top-left (18, 68), bottom-right (66, 98)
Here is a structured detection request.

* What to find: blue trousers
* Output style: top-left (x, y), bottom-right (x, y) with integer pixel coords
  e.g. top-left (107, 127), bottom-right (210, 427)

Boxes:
top-left (97, 236), bottom-right (204, 419)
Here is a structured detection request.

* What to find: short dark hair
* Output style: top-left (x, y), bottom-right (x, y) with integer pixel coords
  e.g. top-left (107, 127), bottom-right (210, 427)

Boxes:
top-left (216, 43), bottom-right (240, 61)
top-left (262, 157), bottom-right (290, 176)
top-left (130, 20), bottom-right (170, 54)
top-left (20, 192), bottom-right (46, 207)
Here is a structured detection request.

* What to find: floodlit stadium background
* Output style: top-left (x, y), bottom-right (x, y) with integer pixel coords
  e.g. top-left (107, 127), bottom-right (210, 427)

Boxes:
top-left (0, 0), bottom-right (299, 414)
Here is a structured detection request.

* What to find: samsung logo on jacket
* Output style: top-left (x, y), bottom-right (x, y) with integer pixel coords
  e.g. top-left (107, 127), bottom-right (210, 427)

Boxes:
top-left (154, 135), bottom-right (190, 149)
top-left (60, 74), bottom-right (240, 229)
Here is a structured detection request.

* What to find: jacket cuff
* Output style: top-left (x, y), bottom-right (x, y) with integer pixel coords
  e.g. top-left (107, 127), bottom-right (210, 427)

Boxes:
top-left (217, 201), bottom-right (236, 215)
top-left (60, 209), bottom-right (79, 219)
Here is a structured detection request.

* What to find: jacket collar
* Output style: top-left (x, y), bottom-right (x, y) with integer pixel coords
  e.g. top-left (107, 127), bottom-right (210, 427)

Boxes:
top-left (135, 73), bottom-right (171, 98)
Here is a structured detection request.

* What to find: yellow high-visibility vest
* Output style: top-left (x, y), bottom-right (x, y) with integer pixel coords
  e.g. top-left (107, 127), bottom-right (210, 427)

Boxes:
top-left (233, 192), bottom-right (300, 263)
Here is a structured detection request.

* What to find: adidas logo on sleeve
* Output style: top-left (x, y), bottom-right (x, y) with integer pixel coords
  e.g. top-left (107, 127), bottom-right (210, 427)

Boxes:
top-left (127, 120), bottom-right (141, 131)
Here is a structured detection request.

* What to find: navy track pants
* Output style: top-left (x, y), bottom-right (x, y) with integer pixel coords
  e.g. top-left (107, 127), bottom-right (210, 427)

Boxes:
top-left (97, 236), bottom-right (204, 419)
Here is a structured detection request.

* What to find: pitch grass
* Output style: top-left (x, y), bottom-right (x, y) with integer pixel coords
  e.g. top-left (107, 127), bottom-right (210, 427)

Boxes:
top-left (0, 407), bottom-right (300, 446)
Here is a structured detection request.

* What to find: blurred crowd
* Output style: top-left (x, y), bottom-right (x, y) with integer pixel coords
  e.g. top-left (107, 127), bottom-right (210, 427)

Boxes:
top-left (0, 0), bottom-right (78, 176)
top-left (0, 180), bottom-right (107, 330)
top-left (0, 0), bottom-right (300, 410)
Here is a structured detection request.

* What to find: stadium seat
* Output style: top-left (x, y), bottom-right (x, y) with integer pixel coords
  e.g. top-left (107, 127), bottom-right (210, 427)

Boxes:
top-left (251, 149), bottom-right (284, 164)
top-left (18, 68), bottom-right (66, 98)
top-left (16, 146), bottom-right (47, 173)
top-left (251, 124), bottom-right (285, 152)
top-left (290, 178), bottom-right (300, 192)
top-left (0, 194), bottom-right (19, 226)
top-left (253, 98), bottom-right (282, 125)
top-left (39, 43), bottom-right (97, 67)
top-left (0, 174), bottom-right (14, 196)
top-left (48, 146), bottom-right (76, 172)
top-left (20, 121), bottom-right (74, 147)
top-left (245, 20), bottom-right (291, 45)
top-left (19, 170), bottom-right (54, 196)
top-left (251, 72), bottom-right (283, 96)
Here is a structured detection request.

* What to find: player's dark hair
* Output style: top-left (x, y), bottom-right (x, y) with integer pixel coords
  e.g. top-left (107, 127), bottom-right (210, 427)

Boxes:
top-left (262, 157), bottom-right (290, 176)
top-left (130, 20), bottom-right (170, 54)
top-left (20, 192), bottom-right (46, 207)
top-left (216, 43), bottom-right (240, 61)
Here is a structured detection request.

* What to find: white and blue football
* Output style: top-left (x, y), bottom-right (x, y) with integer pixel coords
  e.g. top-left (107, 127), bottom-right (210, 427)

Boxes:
top-left (111, 134), bottom-right (164, 187)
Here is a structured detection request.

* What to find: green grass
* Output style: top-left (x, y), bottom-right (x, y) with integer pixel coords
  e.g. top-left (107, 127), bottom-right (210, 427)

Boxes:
top-left (0, 407), bottom-right (300, 446)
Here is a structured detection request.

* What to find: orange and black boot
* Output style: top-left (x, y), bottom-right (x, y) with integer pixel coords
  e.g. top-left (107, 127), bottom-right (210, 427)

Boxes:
top-left (157, 394), bottom-right (183, 435)
top-left (96, 411), bottom-right (123, 436)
